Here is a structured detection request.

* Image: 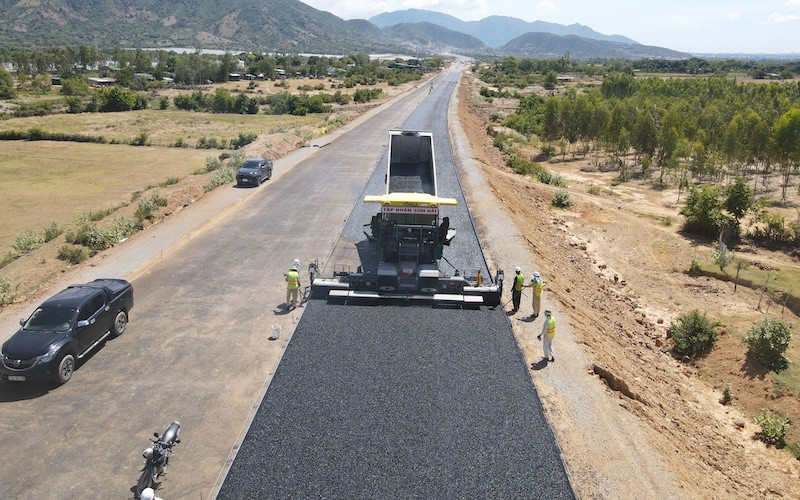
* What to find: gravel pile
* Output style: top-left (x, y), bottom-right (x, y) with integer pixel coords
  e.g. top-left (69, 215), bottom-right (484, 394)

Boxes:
top-left (219, 71), bottom-right (573, 498)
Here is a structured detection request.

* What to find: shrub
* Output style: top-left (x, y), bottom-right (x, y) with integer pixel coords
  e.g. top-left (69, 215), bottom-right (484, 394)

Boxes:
top-left (12, 230), bottom-right (44, 254)
top-left (721, 382), bottom-right (732, 405)
top-left (668, 310), bottom-right (719, 357)
top-left (57, 244), bottom-right (88, 264)
top-left (43, 222), bottom-right (64, 242)
top-left (64, 96), bottom-right (83, 113)
top-left (0, 278), bottom-right (18, 306)
top-left (204, 166), bottom-right (236, 191)
top-left (67, 223), bottom-right (113, 251)
top-left (552, 189), bottom-right (573, 208)
top-left (689, 256), bottom-right (702, 274)
top-left (130, 132), bottom-right (149, 146)
top-left (0, 251), bottom-right (17, 269)
top-left (159, 97), bottom-right (169, 110)
top-left (754, 411), bottom-right (789, 447)
top-left (134, 193), bottom-right (168, 223)
top-left (160, 177), bottom-right (179, 187)
top-left (744, 319), bottom-right (792, 369)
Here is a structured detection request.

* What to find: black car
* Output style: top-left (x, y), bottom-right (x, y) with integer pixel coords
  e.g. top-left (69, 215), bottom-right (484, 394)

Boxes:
top-left (236, 157), bottom-right (273, 187)
top-left (1, 279), bottom-right (134, 384)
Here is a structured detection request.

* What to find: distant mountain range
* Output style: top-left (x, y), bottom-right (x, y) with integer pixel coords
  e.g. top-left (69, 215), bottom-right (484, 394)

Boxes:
top-left (0, 0), bottom-right (689, 59)
top-left (370, 9), bottom-right (638, 48)
top-left (502, 32), bottom-right (688, 59)
top-left (0, 0), bottom-right (392, 53)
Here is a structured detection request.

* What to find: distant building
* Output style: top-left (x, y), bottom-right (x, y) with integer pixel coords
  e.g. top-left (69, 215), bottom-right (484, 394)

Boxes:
top-left (88, 77), bottom-right (116, 87)
top-left (229, 73), bottom-right (241, 81)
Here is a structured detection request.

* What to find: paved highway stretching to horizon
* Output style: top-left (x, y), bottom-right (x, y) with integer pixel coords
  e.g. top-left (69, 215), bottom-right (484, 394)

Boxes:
top-left (218, 65), bottom-right (574, 498)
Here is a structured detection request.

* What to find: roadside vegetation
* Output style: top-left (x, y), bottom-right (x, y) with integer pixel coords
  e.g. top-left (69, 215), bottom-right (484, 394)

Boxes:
top-left (472, 56), bottom-right (800, 460)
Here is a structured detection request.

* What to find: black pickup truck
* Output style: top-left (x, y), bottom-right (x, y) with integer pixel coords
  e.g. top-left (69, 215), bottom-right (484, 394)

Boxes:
top-left (1, 279), bottom-right (133, 384)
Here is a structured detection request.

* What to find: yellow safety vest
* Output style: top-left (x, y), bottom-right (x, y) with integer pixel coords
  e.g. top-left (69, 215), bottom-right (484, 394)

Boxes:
top-left (514, 273), bottom-right (525, 291)
top-left (534, 279), bottom-right (543, 297)
top-left (286, 270), bottom-right (299, 290)
top-left (546, 316), bottom-right (556, 338)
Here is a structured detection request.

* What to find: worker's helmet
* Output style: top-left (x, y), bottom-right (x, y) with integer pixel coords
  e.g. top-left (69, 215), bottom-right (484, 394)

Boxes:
top-left (533, 272), bottom-right (540, 279)
top-left (292, 258), bottom-right (300, 268)
top-left (514, 266), bottom-right (521, 273)
top-left (544, 310), bottom-right (552, 316)
top-left (290, 264), bottom-right (298, 271)
top-left (140, 488), bottom-right (156, 500)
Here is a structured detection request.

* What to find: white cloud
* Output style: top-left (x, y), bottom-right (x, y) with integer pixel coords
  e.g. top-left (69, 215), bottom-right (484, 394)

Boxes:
top-left (536, 1), bottom-right (557, 11)
top-left (768, 12), bottom-right (800, 23)
top-left (727, 12), bottom-right (740, 21)
top-left (785, 0), bottom-right (800, 8)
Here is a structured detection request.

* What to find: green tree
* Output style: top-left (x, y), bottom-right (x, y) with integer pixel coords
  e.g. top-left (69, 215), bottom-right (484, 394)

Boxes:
top-left (0, 67), bottom-right (15, 99)
top-left (724, 176), bottom-right (754, 232)
top-left (543, 70), bottom-right (558, 90)
top-left (541, 97), bottom-right (562, 146)
top-left (771, 108), bottom-right (800, 202)
top-left (680, 184), bottom-right (730, 237)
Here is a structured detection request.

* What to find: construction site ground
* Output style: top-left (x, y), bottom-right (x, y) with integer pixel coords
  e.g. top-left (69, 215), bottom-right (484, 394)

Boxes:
top-left (455, 70), bottom-right (800, 498)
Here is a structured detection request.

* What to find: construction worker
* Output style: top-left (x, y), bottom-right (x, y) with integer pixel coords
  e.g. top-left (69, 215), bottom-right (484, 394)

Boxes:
top-left (530, 271), bottom-right (543, 319)
top-left (537, 310), bottom-right (556, 362)
top-left (510, 266), bottom-right (524, 314)
top-left (285, 260), bottom-right (301, 309)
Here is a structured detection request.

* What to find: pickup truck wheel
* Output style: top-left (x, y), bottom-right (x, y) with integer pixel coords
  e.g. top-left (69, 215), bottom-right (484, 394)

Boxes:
top-left (267, 168), bottom-right (272, 180)
top-left (112, 310), bottom-right (128, 337)
top-left (54, 353), bottom-right (75, 384)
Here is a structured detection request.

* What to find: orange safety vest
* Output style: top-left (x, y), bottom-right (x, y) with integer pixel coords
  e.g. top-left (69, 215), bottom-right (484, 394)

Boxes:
top-left (534, 279), bottom-right (543, 297)
top-left (546, 316), bottom-right (556, 338)
top-left (286, 270), bottom-right (299, 290)
top-left (514, 273), bottom-right (525, 291)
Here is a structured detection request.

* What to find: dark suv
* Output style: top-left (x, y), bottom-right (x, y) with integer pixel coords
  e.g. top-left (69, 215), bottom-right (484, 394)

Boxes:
top-left (236, 157), bottom-right (273, 187)
top-left (1, 279), bottom-right (133, 384)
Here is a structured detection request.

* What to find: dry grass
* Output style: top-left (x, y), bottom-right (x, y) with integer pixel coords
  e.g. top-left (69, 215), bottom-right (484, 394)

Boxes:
top-left (0, 141), bottom-right (214, 250)
top-left (0, 109), bottom-right (323, 147)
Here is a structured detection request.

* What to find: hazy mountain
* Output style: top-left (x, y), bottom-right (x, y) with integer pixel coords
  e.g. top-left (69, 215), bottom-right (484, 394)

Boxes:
top-left (381, 22), bottom-right (493, 55)
top-left (369, 9), bottom-right (638, 48)
top-left (0, 0), bottom-right (392, 52)
top-left (501, 32), bottom-right (689, 60)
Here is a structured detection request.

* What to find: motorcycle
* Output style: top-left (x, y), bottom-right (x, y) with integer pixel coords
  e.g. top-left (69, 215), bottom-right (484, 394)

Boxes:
top-left (135, 421), bottom-right (181, 498)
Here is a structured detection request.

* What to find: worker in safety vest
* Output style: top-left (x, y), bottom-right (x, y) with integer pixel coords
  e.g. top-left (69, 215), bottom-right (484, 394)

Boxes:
top-left (530, 271), bottom-right (544, 319)
top-left (285, 260), bottom-right (301, 309)
top-left (510, 266), bottom-right (525, 314)
top-left (537, 310), bottom-right (556, 362)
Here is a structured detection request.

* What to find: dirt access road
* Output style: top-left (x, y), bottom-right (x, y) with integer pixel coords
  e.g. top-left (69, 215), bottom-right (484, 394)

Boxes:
top-left (453, 69), bottom-right (800, 498)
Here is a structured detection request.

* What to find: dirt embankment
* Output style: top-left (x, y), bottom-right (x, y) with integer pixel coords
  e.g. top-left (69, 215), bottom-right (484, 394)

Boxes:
top-left (457, 72), bottom-right (800, 498)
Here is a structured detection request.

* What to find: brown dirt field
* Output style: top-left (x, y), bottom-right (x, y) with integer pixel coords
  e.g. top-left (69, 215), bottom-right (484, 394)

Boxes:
top-left (458, 70), bottom-right (800, 498)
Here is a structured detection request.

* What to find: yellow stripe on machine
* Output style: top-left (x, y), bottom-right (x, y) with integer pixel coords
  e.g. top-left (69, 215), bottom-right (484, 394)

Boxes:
top-left (363, 193), bottom-right (458, 207)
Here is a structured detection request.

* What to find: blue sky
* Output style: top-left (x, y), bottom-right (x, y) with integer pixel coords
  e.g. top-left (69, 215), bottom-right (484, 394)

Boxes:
top-left (300, 0), bottom-right (800, 54)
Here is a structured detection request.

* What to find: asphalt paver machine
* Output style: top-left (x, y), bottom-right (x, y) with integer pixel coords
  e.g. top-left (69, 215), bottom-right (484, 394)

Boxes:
top-left (311, 130), bottom-right (503, 306)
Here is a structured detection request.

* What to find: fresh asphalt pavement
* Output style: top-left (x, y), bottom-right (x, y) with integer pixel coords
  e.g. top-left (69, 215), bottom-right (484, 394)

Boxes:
top-left (218, 64), bottom-right (574, 498)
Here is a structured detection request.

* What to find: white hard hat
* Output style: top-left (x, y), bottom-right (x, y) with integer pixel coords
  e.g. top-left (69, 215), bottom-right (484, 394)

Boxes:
top-left (292, 258), bottom-right (300, 267)
top-left (533, 272), bottom-right (540, 279)
top-left (514, 266), bottom-right (521, 273)
top-left (140, 488), bottom-right (155, 500)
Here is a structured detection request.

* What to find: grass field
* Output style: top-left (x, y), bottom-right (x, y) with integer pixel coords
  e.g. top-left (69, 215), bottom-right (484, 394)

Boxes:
top-left (0, 141), bottom-right (215, 250)
top-left (0, 110), bottom-right (322, 147)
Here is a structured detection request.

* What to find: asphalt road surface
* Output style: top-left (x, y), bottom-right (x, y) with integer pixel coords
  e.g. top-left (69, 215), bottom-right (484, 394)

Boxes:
top-left (218, 64), bottom-right (574, 498)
